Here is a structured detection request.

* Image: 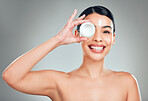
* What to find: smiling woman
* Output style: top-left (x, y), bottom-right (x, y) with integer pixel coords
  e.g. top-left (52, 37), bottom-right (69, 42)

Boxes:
top-left (2, 5), bottom-right (141, 101)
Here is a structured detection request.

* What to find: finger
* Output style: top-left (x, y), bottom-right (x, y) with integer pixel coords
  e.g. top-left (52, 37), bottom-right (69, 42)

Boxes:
top-left (79, 37), bottom-right (88, 41)
top-left (68, 9), bottom-right (77, 23)
top-left (75, 37), bottom-right (88, 43)
top-left (77, 14), bottom-right (86, 20)
top-left (72, 19), bottom-right (90, 27)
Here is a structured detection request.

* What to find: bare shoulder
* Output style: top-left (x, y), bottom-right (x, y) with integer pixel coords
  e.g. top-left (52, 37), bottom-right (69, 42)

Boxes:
top-left (113, 71), bottom-right (138, 83)
top-left (115, 71), bottom-right (140, 89)
top-left (110, 70), bottom-right (141, 100)
top-left (106, 70), bottom-right (139, 88)
top-left (113, 71), bottom-right (141, 94)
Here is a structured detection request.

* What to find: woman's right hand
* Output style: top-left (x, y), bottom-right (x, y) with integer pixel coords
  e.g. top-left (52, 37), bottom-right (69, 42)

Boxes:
top-left (55, 9), bottom-right (90, 45)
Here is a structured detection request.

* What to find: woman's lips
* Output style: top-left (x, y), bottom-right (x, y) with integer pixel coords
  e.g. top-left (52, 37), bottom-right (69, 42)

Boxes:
top-left (88, 44), bottom-right (106, 53)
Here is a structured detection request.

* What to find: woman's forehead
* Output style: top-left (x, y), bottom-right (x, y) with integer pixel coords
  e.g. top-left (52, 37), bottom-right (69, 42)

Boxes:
top-left (84, 13), bottom-right (113, 27)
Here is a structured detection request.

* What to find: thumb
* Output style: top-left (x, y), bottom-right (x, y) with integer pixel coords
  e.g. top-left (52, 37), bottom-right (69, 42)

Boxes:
top-left (75, 37), bottom-right (88, 43)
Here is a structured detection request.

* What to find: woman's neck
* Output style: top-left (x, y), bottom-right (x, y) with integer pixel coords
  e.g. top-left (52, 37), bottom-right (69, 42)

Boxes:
top-left (78, 55), bottom-right (108, 79)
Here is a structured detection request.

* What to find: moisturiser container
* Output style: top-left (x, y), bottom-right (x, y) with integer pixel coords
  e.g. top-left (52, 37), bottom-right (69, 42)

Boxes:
top-left (80, 22), bottom-right (95, 38)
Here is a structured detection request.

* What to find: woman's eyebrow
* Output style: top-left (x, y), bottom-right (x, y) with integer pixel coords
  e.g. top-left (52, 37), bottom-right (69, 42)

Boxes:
top-left (102, 26), bottom-right (112, 29)
top-left (94, 25), bottom-right (112, 29)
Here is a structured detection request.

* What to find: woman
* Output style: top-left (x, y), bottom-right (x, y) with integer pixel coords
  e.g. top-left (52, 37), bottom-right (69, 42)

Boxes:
top-left (2, 6), bottom-right (141, 101)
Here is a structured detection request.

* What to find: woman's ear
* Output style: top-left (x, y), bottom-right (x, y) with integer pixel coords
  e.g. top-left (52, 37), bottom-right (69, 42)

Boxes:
top-left (75, 29), bottom-right (80, 37)
top-left (112, 33), bottom-right (115, 45)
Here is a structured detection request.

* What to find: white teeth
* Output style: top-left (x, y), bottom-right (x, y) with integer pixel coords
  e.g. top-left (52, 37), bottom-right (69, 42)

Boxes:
top-left (90, 46), bottom-right (104, 50)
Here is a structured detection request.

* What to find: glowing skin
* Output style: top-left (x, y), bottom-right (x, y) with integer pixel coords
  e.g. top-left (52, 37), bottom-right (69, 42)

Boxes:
top-left (79, 13), bottom-right (115, 61)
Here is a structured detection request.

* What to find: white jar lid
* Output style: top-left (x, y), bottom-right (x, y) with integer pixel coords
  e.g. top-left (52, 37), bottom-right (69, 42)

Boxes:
top-left (80, 22), bottom-right (95, 38)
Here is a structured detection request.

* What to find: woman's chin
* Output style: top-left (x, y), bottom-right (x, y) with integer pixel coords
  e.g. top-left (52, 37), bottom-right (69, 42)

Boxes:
top-left (84, 54), bottom-right (105, 61)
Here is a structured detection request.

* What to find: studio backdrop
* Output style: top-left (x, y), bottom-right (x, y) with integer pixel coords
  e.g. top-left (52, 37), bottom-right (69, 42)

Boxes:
top-left (0, 0), bottom-right (148, 101)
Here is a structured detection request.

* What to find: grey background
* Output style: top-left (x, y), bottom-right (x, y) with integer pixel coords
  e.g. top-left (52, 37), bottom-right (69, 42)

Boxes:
top-left (0, 0), bottom-right (147, 101)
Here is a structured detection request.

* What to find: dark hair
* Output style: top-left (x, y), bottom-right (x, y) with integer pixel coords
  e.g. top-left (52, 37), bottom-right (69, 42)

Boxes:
top-left (77, 5), bottom-right (115, 33)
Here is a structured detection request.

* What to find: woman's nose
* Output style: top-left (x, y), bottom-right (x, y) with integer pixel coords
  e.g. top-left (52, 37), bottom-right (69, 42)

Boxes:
top-left (92, 31), bottom-right (103, 42)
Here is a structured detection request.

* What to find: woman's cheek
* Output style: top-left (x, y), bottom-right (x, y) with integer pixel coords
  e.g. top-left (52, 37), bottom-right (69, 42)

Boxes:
top-left (104, 37), bottom-right (113, 45)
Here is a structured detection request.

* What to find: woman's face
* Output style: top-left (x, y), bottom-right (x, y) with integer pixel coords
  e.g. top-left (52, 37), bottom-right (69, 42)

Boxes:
top-left (76, 13), bottom-right (115, 61)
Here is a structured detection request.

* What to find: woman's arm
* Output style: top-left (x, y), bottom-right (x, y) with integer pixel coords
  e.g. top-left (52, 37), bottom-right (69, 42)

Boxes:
top-left (2, 36), bottom-right (62, 96)
top-left (2, 9), bottom-right (89, 96)
top-left (3, 35), bottom-right (61, 85)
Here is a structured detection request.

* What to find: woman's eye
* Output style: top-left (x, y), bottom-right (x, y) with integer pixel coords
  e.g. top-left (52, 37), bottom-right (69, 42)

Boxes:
top-left (103, 31), bottom-right (110, 34)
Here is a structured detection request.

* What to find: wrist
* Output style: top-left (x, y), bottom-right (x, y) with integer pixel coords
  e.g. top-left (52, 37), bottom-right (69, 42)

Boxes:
top-left (51, 34), bottom-right (63, 46)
